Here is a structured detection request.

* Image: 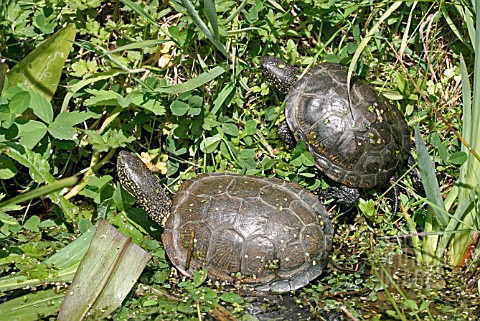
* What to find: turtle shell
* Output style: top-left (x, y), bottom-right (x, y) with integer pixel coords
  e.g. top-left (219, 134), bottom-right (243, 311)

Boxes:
top-left (162, 173), bottom-right (333, 292)
top-left (286, 63), bottom-right (411, 188)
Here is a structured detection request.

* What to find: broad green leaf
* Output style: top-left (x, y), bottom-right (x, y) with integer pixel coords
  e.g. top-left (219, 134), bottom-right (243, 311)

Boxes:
top-left (23, 215), bottom-right (41, 232)
top-left (200, 136), bottom-right (222, 153)
top-left (154, 66), bottom-right (225, 94)
top-left (48, 111), bottom-right (92, 140)
top-left (86, 129), bottom-right (135, 153)
top-left (57, 220), bottom-right (151, 321)
top-left (222, 123), bottom-right (239, 137)
top-left (8, 90), bottom-right (30, 115)
top-left (62, 71), bottom-right (122, 112)
top-left (27, 87), bottom-right (53, 123)
top-left (0, 288), bottom-right (64, 321)
top-left (403, 299), bottom-right (419, 311)
top-left (16, 120), bottom-right (48, 148)
top-left (448, 151), bottom-right (468, 165)
top-left (6, 24), bottom-right (76, 101)
top-left (0, 211), bottom-right (21, 226)
top-left (170, 100), bottom-right (190, 116)
top-left (128, 91), bottom-right (165, 115)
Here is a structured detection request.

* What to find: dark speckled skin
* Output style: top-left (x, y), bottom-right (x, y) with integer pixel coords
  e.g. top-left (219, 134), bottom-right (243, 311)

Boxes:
top-left (116, 151), bottom-right (333, 292)
top-left (260, 57), bottom-right (411, 190)
top-left (117, 151), bottom-right (172, 225)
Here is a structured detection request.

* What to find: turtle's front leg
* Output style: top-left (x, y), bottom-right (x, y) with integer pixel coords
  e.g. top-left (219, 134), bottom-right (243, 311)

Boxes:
top-left (318, 185), bottom-right (360, 208)
top-left (276, 122), bottom-right (295, 147)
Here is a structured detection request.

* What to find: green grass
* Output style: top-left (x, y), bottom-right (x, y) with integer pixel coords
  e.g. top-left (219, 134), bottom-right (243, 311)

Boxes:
top-left (0, 0), bottom-right (478, 319)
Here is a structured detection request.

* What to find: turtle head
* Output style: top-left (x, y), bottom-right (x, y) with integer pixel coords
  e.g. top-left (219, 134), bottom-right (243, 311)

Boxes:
top-left (117, 151), bottom-right (172, 226)
top-left (260, 56), bottom-right (300, 92)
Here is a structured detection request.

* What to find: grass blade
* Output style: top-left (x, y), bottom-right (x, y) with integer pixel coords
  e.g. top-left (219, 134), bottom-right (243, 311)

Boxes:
top-left (415, 125), bottom-right (448, 228)
top-left (448, 1), bottom-right (480, 265)
top-left (174, 0), bottom-right (230, 59)
top-left (0, 176), bottom-right (78, 209)
top-left (204, 0), bottom-right (219, 40)
top-left (348, 2), bottom-right (402, 90)
top-left (152, 66), bottom-right (225, 94)
top-left (121, 0), bottom-right (159, 26)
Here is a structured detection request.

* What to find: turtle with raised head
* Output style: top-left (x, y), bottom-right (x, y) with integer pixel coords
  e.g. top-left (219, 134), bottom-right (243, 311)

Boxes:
top-left (260, 56), bottom-right (415, 211)
top-left (117, 151), bottom-right (333, 293)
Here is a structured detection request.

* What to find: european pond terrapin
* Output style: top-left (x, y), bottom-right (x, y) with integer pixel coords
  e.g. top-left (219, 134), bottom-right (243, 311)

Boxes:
top-left (117, 151), bottom-right (333, 292)
top-left (260, 56), bottom-right (413, 210)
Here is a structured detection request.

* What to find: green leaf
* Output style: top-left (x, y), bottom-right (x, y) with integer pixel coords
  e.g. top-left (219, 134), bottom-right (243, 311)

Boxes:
top-left (448, 151), bottom-right (468, 165)
top-left (0, 211), bottom-right (21, 226)
top-left (403, 299), bottom-right (419, 311)
top-left (358, 198), bottom-right (376, 219)
top-left (6, 143), bottom-right (53, 183)
top-left (220, 292), bottom-right (244, 304)
top-left (121, 0), bottom-right (160, 26)
top-left (57, 220), bottom-right (151, 320)
top-left (193, 267), bottom-right (208, 287)
top-left (48, 111), bottom-right (92, 140)
top-left (174, 0), bottom-right (229, 59)
top-left (0, 176), bottom-right (78, 209)
top-left (212, 82), bottom-right (233, 115)
top-left (170, 100), bottom-right (190, 116)
top-left (222, 123), bottom-right (239, 137)
top-left (200, 136), bottom-right (222, 153)
top-left (245, 119), bottom-right (256, 135)
top-left (6, 24), bottom-right (76, 101)
top-left (0, 225), bottom-right (96, 292)
top-left (128, 91), bottom-right (165, 115)
top-left (16, 120), bottom-right (48, 148)
top-left (0, 288), bottom-right (64, 321)
top-left (23, 215), bottom-right (41, 232)
top-left (8, 90), bottom-right (30, 115)
top-left (86, 129), bottom-right (135, 153)
top-left (204, 0), bottom-right (219, 40)
top-left (154, 66), bottom-right (225, 94)
top-left (84, 89), bottom-right (122, 106)
top-left (0, 154), bottom-right (17, 179)
top-left (415, 125), bottom-right (448, 228)
top-left (27, 87), bottom-right (53, 123)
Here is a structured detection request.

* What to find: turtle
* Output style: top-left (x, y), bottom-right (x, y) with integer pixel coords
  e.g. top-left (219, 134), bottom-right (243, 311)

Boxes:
top-left (260, 56), bottom-right (415, 211)
top-left (116, 150), bottom-right (333, 292)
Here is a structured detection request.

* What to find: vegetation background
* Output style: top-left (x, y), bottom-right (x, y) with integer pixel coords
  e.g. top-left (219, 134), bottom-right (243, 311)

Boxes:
top-left (0, 0), bottom-right (478, 320)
